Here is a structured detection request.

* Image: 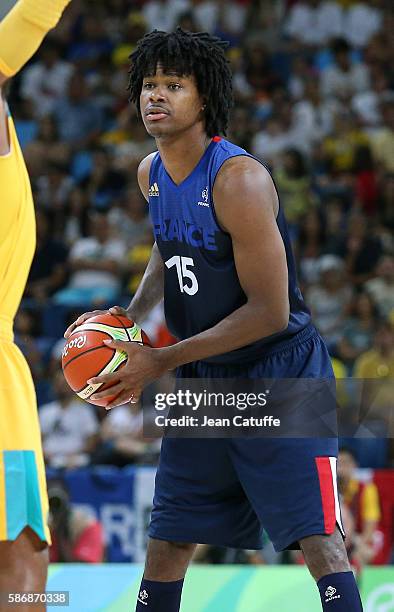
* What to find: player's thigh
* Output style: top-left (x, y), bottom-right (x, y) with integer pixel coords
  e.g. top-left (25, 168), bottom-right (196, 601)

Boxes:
top-left (144, 538), bottom-right (197, 581)
top-left (229, 437), bottom-right (344, 552)
top-left (0, 527), bottom-right (48, 611)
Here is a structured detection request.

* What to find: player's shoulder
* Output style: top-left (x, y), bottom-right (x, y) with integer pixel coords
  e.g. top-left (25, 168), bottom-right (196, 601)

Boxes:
top-left (138, 151), bottom-right (159, 201)
top-left (214, 152), bottom-right (274, 197)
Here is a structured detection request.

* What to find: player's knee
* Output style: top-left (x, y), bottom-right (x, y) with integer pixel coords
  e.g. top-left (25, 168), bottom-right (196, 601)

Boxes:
top-left (144, 539), bottom-right (195, 581)
top-left (300, 529), bottom-right (350, 581)
top-left (0, 528), bottom-right (48, 590)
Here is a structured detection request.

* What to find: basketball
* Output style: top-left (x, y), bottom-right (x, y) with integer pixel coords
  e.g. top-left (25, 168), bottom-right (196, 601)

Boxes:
top-left (61, 313), bottom-right (150, 407)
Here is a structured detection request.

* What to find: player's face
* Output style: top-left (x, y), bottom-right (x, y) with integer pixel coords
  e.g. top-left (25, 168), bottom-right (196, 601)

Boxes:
top-left (140, 65), bottom-right (204, 138)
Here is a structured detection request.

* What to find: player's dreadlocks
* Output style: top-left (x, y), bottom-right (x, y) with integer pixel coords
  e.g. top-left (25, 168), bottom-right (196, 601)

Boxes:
top-left (128, 28), bottom-right (233, 137)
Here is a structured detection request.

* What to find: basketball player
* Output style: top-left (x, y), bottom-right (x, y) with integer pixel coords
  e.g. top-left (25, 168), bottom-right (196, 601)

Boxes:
top-left (0, 0), bottom-right (70, 605)
top-left (66, 30), bottom-right (363, 611)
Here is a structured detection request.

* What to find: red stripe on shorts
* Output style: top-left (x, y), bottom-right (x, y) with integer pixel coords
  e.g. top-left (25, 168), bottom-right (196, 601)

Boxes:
top-left (315, 457), bottom-right (336, 534)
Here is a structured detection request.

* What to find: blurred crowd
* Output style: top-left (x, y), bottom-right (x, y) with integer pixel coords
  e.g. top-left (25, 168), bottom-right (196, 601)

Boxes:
top-left (8, 0), bottom-right (393, 478)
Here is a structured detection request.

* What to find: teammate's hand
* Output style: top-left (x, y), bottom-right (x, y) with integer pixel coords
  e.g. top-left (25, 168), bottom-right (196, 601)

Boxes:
top-left (63, 306), bottom-right (131, 338)
top-left (88, 341), bottom-right (167, 410)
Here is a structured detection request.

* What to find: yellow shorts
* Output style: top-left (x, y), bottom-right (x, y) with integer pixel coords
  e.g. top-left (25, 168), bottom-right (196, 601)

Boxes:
top-left (0, 323), bottom-right (50, 543)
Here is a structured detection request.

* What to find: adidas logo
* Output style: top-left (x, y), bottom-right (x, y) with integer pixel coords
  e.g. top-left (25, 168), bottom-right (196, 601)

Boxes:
top-left (137, 589), bottom-right (149, 605)
top-left (149, 182), bottom-right (160, 197)
top-left (325, 586), bottom-right (341, 602)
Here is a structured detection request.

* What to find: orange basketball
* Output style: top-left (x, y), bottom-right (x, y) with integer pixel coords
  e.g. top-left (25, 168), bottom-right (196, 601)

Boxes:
top-left (61, 313), bottom-right (151, 407)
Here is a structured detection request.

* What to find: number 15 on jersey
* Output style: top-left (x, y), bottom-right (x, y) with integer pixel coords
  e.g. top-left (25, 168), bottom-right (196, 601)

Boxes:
top-left (165, 256), bottom-right (199, 296)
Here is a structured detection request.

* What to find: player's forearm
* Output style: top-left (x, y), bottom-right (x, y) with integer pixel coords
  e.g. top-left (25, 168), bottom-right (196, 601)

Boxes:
top-left (126, 243), bottom-right (164, 324)
top-left (0, 0), bottom-right (71, 79)
top-left (157, 299), bottom-right (289, 370)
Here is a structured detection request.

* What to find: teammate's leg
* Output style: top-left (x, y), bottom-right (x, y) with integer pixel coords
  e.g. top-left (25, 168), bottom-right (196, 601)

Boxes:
top-left (0, 527), bottom-right (48, 612)
top-left (135, 538), bottom-right (196, 612)
top-left (300, 527), bottom-right (363, 611)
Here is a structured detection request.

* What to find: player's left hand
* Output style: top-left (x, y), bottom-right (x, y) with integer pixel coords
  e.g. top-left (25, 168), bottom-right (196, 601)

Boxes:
top-left (88, 340), bottom-right (167, 409)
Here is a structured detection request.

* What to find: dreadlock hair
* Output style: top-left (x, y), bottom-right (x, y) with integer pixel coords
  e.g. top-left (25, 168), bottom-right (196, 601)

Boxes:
top-left (127, 28), bottom-right (233, 137)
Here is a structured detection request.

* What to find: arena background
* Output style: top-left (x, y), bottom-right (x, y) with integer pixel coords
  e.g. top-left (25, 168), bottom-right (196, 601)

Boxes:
top-left (4, 0), bottom-right (393, 609)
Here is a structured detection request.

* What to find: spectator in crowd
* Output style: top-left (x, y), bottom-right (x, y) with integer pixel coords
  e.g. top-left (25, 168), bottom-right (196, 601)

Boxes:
top-left (306, 255), bottom-right (352, 349)
top-left (369, 98), bottom-right (394, 174)
top-left (124, 227), bottom-right (154, 295)
top-left (54, 212), bottom-right (126, 306)
top-left (14, 309), bottom-right (45, 384)
top-left (337, 213), bottom-right (383, 286)
top-left (322, 111), bottom-right (369, 175)
top-left (296, 209), bottom-right (327, 285)
top-left (285, 0), bottom-right (343, 47)
top-left (344, 1), bottom-right (383, 49)
top-left (353, 320), bottom-right (394, 426)
top-left (35, 160), bottom-right (75, 210)
top-left (111, 12), bottom-right (148, 69)
top-left (39, 371), bottom-right (99, 468)
top-left (108, 186), bottom-right (152, 250)
top-left (54, 71), bottom-right (104, 149)
top-left (352, 65), bottom-right (391, 127)
top-left (336, 291), bottom-right (378, 371)
top-left (48, 480), bottom-right (105, 563)
top-left (323, 198), bottom-right (346, 254)
top-left (337, 447), bottom-right (382, 570)
top-left (23, 114), bottom-right (71, 178)
top-left (142, 0), bottom-right (189, 32)
top-left (66, 14), bottom-right (113, 69)
top-left (353, 145), bottom-right (378, 217)
top-left (61, 187), bottom-right (91, 245)
top-left (292, 80), bottom-right (339, 150)
top-left (92, 401), bottom-right (158, 466)
top-left (320, 37), bottom-right (370, 101)
top-left (274, 149), bottom-right (315, 227)
top-left (84, 147), bottom-right (127, 211)
top-left (20, 38), bottom-right (74, 118)
top-left (364, 255), bottom-right (394, 319)
top-left (25, 208), bottom-right (69, 303)
top-left (252, 115), bottom-right (295, 168)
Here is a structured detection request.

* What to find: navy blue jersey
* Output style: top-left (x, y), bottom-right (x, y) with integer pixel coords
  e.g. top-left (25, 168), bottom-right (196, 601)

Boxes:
top-left (148, 137), bottom-right (311, 364)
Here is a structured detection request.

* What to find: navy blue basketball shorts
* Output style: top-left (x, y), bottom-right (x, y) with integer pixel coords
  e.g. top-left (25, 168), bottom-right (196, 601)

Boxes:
top-left (148, 325), bottom-right (345, 552)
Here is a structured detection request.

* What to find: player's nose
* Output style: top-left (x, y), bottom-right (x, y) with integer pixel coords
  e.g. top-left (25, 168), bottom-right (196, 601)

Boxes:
top-left (149, 87), bottom-right (166, 102)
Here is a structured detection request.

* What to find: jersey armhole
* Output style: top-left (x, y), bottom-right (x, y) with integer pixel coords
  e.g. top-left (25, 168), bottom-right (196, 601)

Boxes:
top-left (211, 154), bottom-right (281, 233)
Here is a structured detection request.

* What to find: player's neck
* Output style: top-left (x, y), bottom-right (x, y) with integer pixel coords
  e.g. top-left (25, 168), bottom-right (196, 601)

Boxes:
top-left (156, 127), bottom-right (211, 186)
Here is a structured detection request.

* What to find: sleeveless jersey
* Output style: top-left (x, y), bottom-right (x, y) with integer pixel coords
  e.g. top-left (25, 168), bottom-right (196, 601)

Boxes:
top-left (148, 137), bottom-right (311, 364)
top-left (0, 110), bottom-right (50, 543)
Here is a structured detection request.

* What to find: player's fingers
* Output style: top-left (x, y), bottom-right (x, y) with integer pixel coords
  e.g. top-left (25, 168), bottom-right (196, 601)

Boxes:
top-left (64, 321), bottom-right (79, 338)
top-left (103, 339), bottom-right (135, 352)
top-left (64, 310), bottom-right (99, 338)
top-left (108, 306), bottom-right (128, 316)
top-left (90, 382), bottom-right (124, 401)
top-left (87, 373), bottom-right (119, 386)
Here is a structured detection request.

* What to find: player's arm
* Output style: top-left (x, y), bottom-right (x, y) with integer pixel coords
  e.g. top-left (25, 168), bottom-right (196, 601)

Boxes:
top-left (159, 157), bottom-right (289, 368)
top-left (64, 152), bottom-right (164, 337)
top-left (124, 153), bottom-right (164, 322)
top-left (89, 158), bottom-right (290, 407)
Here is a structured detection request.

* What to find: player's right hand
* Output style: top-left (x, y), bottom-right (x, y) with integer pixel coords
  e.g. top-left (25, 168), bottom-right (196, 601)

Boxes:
top-left (63, 306), bottom-right (131, 338)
